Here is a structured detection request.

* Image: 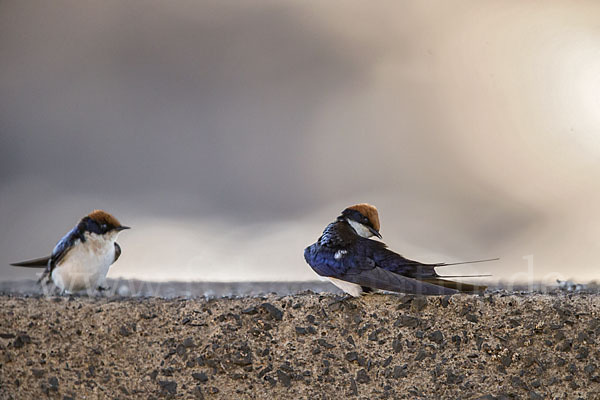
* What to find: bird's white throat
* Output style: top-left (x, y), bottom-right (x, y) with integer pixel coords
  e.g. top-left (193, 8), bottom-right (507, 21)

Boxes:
top-left (347, 219), bottom-right (374, 238)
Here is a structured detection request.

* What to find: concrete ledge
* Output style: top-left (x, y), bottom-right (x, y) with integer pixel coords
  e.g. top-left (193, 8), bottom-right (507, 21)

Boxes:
top-left (1, 293), bottom-right (598, 399)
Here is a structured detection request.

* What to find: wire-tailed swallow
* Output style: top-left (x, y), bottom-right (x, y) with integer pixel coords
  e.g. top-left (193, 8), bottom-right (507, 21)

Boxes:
top-left (304, 203), bottom-right (492, 296)
top-left (11, 210), bottom-right (130, 293)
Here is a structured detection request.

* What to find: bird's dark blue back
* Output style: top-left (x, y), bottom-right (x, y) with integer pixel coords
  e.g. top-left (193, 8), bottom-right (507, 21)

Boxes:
top-left (304, 220), bottom-right (439, 279)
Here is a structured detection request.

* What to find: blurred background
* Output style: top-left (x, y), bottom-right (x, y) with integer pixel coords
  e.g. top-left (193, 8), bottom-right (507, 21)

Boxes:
top-left (1, 0), bottom-right (600, 285)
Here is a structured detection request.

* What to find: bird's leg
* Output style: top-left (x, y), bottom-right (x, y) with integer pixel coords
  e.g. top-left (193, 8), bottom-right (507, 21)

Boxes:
top-left (96, 285), bottom-right (112, 297)
top-left (327, 294), bottom-right (355, 307)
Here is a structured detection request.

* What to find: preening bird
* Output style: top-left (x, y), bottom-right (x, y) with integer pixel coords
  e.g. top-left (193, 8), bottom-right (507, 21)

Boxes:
top-left (11, 210), bottom-right (130, 293)
top-left (304, 203), bottom-right (493, 296)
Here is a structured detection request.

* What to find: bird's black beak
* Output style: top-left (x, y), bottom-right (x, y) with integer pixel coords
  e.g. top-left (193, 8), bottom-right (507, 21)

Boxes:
top-left (117, 226), bottom-right (131, 231)
top-left (369, 226), bottom-right (382, 239)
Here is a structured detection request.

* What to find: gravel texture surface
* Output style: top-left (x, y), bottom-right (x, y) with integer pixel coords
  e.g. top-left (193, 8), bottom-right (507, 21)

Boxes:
top-left (1, 292), bottom-right (599, 399)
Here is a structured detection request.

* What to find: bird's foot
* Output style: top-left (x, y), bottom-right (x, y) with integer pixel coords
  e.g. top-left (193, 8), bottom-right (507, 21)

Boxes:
top-left (327, 294), bottom-right (354, 308)
top-left (96, 286), bottom-right (110, 292)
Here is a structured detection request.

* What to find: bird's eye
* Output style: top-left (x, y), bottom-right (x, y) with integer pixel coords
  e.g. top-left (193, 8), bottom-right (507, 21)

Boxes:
top-left (101, 224), bottom-right (107, 230)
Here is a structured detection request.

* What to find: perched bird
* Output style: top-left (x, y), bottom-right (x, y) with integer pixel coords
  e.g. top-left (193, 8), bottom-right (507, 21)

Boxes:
top-left (304, 203), bottom-right (492, 296)
top-left (11, 210), bottom-right (130, 293)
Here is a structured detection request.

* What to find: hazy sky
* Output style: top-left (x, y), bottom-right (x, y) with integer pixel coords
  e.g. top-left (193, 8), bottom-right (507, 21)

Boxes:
top-left (2, 1), bottom-right (600, 283)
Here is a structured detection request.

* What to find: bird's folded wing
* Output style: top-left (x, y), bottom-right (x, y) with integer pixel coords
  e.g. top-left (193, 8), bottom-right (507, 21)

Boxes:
top-left (304, 244), bottom-right (346, 277)
top-left (50, 227), bottom-right (81, 265)
top-left (342, 266), bottom-right (459, 295)
top-left (306, 243), bottom-right (457, 295)
top-left (113, 242), bottom-right (122, 264)
top-left (361, 239), bottom-right (440, 278)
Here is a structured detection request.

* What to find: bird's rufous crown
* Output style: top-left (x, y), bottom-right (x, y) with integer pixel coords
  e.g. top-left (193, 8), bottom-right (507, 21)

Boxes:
top-left (87, 210), bottom-right (122, 228)
top-left (346, 203), bottom-right (380, 232)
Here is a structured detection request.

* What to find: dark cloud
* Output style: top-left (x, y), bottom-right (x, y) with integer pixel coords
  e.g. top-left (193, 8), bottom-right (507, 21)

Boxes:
top-left (0, 0), bottom-right (372, 219)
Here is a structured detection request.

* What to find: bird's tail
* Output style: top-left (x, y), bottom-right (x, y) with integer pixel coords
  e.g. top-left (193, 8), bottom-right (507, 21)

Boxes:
top-left (421, 278), bottom-right (487, 293)
top-left (436, 257), bottom-right (499, 267)
top-left (11, 256), bottom-right (51, 268)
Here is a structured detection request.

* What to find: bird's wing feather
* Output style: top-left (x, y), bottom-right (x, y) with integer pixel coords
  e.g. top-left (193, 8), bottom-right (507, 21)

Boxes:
top-left (342, 265), bottom-right (459, 295)
top-left (11, 223), bottom-right (86, 285)
top-left (32, 225), bottom-right (84, 283)
top-left (304, 243), bottom-right (346, 277)
top-left (421, 278), bottom-right (487, 293)
top-left (50, 226), bottom-right (82, 265)
top-left (11, 256), bottom-right (51, 268)
top-left (11, 225), bottom-right (81, 271)
top-left (305, 242), bottom-right (458, 295)
top-left (358, 238), bottom-right (441, 278)
top-left (113, 242), bottom-right (122, 264)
